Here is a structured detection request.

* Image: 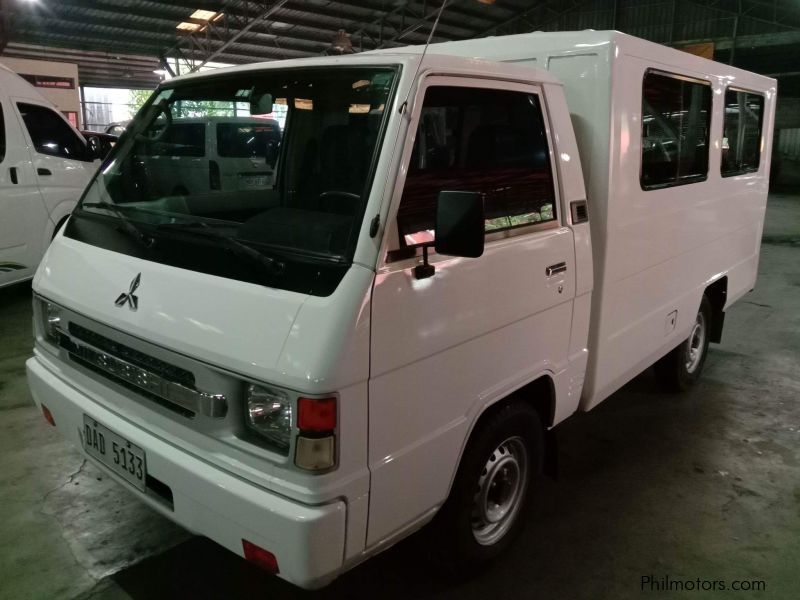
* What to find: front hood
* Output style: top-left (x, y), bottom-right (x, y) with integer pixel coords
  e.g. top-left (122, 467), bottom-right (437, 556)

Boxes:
top-left (34, 235), bottom-right (308, 385)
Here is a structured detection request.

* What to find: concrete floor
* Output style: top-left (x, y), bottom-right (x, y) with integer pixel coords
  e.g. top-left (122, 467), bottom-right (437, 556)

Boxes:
top-left (1, 194), bottom-right (798, 600)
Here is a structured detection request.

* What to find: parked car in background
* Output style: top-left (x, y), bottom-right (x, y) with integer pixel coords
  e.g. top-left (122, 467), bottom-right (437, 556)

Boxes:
top-left (142, 116), bottom-right (282, 197)
top-left (105, 120), bottom-right (130, 137)
top-left (0, 61), bottom-right (100, 289)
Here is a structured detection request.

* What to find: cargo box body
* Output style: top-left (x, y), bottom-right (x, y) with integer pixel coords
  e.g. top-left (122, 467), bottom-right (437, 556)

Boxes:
top-left (425, 31), bottom-right (776, 408)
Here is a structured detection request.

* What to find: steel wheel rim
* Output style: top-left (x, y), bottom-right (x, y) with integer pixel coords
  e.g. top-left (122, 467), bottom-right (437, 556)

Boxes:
top-left (471, 436), bottom-right (528, 546)
top-left (685, 311), bottom-right (706, 373)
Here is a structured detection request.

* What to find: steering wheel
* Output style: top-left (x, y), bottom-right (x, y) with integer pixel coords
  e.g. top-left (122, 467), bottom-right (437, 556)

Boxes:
top-left (135, 100), bottom-right (173, 143)
top-left (318, 190), bottom-right (361, 214)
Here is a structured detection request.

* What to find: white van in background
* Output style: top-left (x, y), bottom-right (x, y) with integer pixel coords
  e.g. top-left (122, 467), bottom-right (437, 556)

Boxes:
top-left (0, 62), bottom-right (98, 289)
top-left (143, 116), bottom-right (282, 197)
top-left (27, 32), bottom-right (775, 588)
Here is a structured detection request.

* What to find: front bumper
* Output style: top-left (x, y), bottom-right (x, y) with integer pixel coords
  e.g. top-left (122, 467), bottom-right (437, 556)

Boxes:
top-left (26, 353), bottom-right (346, 590)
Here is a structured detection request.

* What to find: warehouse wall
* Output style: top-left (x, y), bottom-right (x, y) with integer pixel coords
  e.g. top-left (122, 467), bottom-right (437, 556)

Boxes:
top-left (0, 57), bottom-right (81, 126)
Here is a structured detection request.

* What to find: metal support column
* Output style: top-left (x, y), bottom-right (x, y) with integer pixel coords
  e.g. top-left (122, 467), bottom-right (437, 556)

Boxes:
top-left (0, 0), bottom-right (9, 54)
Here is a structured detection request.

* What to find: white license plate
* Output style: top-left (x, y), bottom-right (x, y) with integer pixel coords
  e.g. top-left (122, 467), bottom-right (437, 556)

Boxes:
top-left (82, 415), bottom-right (146, 492)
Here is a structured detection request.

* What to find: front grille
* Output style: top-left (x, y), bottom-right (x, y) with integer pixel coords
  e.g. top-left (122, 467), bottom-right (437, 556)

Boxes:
top-left (58, 319), bottom-right (227, 419)
top-left (69, 352), bottom-right (195, 419)
top-left (69, 322), bottom-right (195, 387)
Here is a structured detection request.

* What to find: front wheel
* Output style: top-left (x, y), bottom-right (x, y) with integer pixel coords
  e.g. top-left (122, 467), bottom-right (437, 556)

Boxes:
top-left (429, 402), bottom-right (543, 570)
top-left (655, 295), bottom-right (712, 391)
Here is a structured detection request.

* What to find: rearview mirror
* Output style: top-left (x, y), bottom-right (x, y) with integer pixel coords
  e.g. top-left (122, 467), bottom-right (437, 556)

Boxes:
top-left (250, 90), bottom-right (274, 116)
top-left (435, 190), bottom-right (484, 258)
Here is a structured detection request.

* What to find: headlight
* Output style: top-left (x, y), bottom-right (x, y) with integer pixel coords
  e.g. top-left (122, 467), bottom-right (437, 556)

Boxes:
top-left (245, 383), bottom-right (292, 453)
top-left (40, 300), bottom-right (63, 343)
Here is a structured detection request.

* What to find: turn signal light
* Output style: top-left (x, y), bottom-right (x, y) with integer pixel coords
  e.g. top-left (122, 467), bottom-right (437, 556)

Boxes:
top-left (298, 397), bottom-right (337, 431)
top-left (295, 397), bottom-right (336, 471)
top-left (295, 435), bottom-right (335, 471)
top-left (41, 404), bottom-right (56, 426)
top-left (242, 539), bottom-right (279, 574)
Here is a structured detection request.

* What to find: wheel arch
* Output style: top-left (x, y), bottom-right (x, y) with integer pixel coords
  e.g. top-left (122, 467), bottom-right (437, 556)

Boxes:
top-left (704, 276), bottom-right (728, 343)
top-left (445, 374), bottom-right (555, 500)
top-left (51, 214), bottom-right (70, 241)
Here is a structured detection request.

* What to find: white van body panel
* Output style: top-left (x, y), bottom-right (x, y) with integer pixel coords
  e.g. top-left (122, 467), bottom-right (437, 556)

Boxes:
top-left (34, 231), bottom-right (375, 395)
top-left (414, 31), bottom-right (776, 409)
top-left (0, 63), bottom-right (94, 288)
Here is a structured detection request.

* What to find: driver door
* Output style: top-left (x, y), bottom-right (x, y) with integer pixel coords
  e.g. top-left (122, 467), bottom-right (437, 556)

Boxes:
top-left (367, 76), bottom-right (577, 545)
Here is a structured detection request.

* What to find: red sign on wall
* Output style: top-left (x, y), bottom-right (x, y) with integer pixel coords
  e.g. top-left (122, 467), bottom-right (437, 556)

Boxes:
top-left (19, 74), bottom-right (76, 89)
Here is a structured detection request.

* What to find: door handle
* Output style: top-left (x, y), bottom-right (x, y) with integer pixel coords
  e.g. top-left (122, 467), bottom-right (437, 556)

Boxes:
top-left (37, 168), bottom-right (53, 176)
top-left (546, 262), bottom-right (568, 277)
top-left (10, 167), bottom-right (19, 184)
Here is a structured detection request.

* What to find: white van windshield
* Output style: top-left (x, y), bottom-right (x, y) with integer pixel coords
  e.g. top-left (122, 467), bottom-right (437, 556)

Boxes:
top-left (69, 67), bottom-right (398, 296)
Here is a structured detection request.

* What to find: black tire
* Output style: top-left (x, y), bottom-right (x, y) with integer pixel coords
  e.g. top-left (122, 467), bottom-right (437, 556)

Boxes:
top-left (655, 295), bottom-right (712, 392)
top-left (428, 402), bottom-right (543, 571)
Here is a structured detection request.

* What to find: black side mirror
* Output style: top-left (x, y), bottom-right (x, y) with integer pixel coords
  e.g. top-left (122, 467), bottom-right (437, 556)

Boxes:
top-left (84, 136), bottom-right (100, 160)
top-left (414, 190), bottom-right (484, 280)
top-left (435, 190), bottom-right (484, 258)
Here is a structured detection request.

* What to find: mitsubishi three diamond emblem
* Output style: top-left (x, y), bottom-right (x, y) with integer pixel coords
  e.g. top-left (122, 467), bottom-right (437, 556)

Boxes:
top-left (115, 273), bottom-right (141, 310)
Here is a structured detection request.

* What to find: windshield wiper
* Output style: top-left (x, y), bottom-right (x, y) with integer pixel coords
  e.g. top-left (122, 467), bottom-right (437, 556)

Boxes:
top-left (80, 202), bottom-right (154, 249)
top-left (157, 221), bottom-right (285, 276)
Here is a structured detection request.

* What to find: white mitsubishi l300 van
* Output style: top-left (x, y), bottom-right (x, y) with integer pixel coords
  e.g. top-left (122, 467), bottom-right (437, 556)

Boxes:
top-left (26, 31), bottom-right (775, 589)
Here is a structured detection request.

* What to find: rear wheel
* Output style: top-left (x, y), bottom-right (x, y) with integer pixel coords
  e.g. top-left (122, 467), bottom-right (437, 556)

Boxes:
top-left (655, 295), bottom-right (712, 391)
top-left (430, 402), bottom-right (543, 570)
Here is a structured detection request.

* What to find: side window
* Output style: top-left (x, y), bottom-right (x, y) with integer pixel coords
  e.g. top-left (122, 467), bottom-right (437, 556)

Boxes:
top-left (0, 103), bottom-right (5, 163)
top-left (17, 102), bottom-right (89, 161)
top-left (721, 89), bottom-right (764, 176)
top-left (641, 71), bottom-right (712, 189)
top-left (396, 86), bottom-right (557, 248)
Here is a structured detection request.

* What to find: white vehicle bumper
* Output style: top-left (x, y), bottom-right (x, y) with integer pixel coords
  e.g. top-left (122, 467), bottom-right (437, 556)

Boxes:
top-left (26, 354), bottom-right (346, 590)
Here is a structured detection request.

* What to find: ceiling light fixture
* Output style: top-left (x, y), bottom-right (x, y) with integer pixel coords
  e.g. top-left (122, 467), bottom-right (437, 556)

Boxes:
top-left (176, 9), bottom-right (222, 32)
top-left (190, 9), bottom-right (218, 21)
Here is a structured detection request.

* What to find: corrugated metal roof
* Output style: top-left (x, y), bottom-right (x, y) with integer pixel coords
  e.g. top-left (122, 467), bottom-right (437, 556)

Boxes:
top-left (0, 0), bottom-right (798, 89)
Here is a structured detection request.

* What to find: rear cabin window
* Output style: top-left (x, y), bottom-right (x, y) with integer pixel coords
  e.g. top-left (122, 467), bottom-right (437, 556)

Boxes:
top-left (216, 122), bottom-right (282, 166)
top-left (640, 71), bottom-right (712, 190)
top-left (17, 102), bottom-right (89, 161)
top-left (721, 89), bottom-right (764, 176)
top-left (396, 86), bottom-right (556, 248)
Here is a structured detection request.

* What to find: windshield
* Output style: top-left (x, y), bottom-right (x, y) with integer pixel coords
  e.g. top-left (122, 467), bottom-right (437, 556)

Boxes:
top-left (70, 66), bottom-right (397, 295)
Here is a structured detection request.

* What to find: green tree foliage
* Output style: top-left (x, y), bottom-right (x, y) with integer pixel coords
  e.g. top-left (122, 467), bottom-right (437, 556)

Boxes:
top-left (128, 89), bottom-right (154, 118)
